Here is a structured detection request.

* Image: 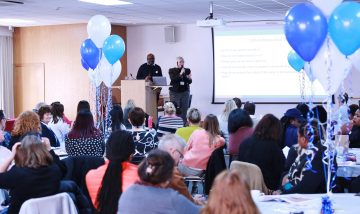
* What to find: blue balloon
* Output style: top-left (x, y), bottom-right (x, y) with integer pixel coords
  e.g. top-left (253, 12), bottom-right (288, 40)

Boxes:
top-left (288, 50), bottom-right (305, 72)
top-left (81, 58), bottom-right (89, 71)
top-left (284, 3), bottom-right (328, 62)
top-left (329, 2), bottom-right (360, 56)
top-left (103, 35), bottom-right (125, 65)
top-left (80, 39), bottom-right (101, 70)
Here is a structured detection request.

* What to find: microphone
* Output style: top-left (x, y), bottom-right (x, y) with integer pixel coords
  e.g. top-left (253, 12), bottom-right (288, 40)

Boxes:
top-left (130, 73), bottom-right (136, 80)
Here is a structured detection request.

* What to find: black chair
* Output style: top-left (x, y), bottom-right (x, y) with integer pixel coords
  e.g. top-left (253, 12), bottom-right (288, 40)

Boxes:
top-left (204, 146), bottom-right (227, 195)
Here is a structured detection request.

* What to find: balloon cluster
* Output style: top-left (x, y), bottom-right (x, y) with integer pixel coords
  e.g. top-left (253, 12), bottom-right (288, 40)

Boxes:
top-left (80, 15), bottom-right (125, 87)
top-left (285, 1), bottom-right (360, 96)
top-left (283, 1), bottom-right (360, 195)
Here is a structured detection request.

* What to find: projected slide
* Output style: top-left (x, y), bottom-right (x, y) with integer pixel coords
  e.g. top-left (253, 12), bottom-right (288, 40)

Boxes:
top-left (213, 29), bottom-right (326, 103)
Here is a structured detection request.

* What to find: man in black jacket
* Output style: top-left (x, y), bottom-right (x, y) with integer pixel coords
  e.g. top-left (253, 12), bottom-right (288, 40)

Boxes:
top-left (169, 56), bottom-right (192, 122)
top-left (136, 53), bottom-right (162, 81)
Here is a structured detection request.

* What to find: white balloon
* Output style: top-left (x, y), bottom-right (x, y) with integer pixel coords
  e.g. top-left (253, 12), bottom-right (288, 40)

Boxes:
top-left (88, 68), bottom-right (102, 87)
top-left (87, 15), bottom-right (111, 48)
top-left (98, 57), bottom-right (121, 87)
top-left (303, 63), bottom-right (316, 82)
top-left (310, 37), bottom-right (351, 95)
top-left (349, 49), bottom-right (360, 72)
top-left (112, 61), bottom-right (122, 85)
top-left (311, 0), bottom-right (343, 17)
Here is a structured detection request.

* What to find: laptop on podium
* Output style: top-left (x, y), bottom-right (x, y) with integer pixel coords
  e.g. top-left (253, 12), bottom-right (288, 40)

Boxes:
top-left (152, 76), bottom-right (167, 86)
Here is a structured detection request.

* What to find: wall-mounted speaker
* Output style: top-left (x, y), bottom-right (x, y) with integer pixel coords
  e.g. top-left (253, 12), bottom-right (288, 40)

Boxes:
top-left (164, 26), bottom-right (176, 43)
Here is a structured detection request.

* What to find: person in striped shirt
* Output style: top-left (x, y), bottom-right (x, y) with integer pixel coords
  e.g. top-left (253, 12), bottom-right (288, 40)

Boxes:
top-left (157, 102), bottom-right (184, 138)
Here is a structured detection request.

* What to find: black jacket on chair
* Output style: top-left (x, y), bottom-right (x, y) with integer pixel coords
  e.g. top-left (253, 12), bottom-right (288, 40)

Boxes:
top-left (61, 156), bottom-right (105, 211)
top-left (58, 180), bottom-right (92, 214)
top-left (204, 146), bottom-right (227, 195)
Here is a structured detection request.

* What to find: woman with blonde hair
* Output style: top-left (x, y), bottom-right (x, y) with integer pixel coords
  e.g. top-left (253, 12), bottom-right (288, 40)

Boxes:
top-left (8, 111), bottom-right (41, 149)
top-left (217, 99), bottom-right (237, 147)
top-left (201, 170), bottom-right (260, 214)
top-left (157, 101), bottom-right (184, 137)
top-left (179, 114), bottom-right (225, 176)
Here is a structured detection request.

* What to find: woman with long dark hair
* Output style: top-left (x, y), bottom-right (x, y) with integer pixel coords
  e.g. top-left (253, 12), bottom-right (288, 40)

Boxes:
top-left (110, 105), bottom-right (125, 131)
top-left (86, 130), bottom-right (138, 214)
top-left (178, 114), bottom-right (225, 176)
top-left (238, 114), bottom-right (285, 190)
top-left (65, 110), bottom-right (104, 157)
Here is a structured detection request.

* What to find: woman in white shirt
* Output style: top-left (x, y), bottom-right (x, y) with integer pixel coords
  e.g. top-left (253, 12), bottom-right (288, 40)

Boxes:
top-left (217, 99), bottom-right (237, 148)
top-left (48, 102), bottom-right (70, 147)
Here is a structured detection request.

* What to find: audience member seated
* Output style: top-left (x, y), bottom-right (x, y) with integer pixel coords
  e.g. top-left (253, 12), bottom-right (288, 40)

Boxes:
top-left (281, 108), bottom-right (304, 148)
top-left (8, 111), bottom-right (41, 149)
top-left (77, 100), bottom-right (91, 113)
top-left (128, 107), bottom-right (159, 164)
top-left (238, 114), bottom-right (285, 190)
top-left (244, 101), bottom-right (259, 127)
top-left (176, 108), bottom-right (202, 142)
top-left (0, 110), bottom-right (11, 148)
top-left (350, 109), bottom-right (360, 148)
top-left (118, 149), bottom-right (200, 214)
top-left (228, 109), bottom-right (253, 157)
top-left (279, 122), bottom-right (331, 194)
top-left (86, 130), bottom-right (138, 214)
top-left (311, 105), bottom-right (327, 138)
top-left (157, 102), bottom-right (184, 137)
top-left (48, 102), bottom-right (70, 146)
top-left (110, 105), bottom-right (126, 131)
top-left (37, 105), bottom-right (59, 147)
top-left (65, 110), bottom-right (104, 157)
top-left (201, 170), bottom-right (260, 214)
top-left (341, 104), bottom-right (359, 135)
top-left (0, 135), bottom-right (63, 214)
top-left (179, 114), bottom-right (225, 176)
top-left (233, 97), bottom-right (242, 109)
top-left (123, 99), bottom-right (136, 129)
top-left (296, 103), bottom-right (310, 120)
top-left (217, 100), bottom-right (237, 148)
top-left (158, 134), bottom-right (199, 204)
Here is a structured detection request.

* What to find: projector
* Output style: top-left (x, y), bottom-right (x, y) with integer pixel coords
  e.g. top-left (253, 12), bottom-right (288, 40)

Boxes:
top-left (196, 19), bottom-right (226, 27)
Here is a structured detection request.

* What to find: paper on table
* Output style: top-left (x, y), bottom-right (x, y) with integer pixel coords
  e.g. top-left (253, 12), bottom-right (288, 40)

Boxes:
top-left (259, 195), bottom-right (315, 204)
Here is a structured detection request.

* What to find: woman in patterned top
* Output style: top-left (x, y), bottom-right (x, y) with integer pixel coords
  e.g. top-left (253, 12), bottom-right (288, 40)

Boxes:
top-left (65, 110), bottom-right (104, 157)
top-left (157, 102), bottom-right (184, 138)
top-left (128, 107), bottom-right (159, 164)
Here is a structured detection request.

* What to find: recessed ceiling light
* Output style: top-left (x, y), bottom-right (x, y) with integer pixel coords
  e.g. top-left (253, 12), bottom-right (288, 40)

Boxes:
top-left (0, 18), bottom-right (35, 24)
top-left (79, 0), bottom-right (132, 6)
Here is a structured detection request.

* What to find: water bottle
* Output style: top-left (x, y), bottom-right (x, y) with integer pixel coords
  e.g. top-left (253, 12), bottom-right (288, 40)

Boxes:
top-left (148, 116), bottom-right (153, 129)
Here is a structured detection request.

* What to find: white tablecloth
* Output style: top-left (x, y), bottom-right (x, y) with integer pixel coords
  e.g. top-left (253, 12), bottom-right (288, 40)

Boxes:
top-left (255, 193), bottom-right (360, 214)
top-left (337, 149), bottom-right (360, 178)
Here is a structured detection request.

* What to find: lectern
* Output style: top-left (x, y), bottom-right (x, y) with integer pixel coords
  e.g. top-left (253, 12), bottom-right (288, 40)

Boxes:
top-left (121, 80), bottom-right (158, 123)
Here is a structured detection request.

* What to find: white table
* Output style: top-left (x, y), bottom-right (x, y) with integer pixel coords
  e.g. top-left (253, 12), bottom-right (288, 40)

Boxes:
top-left (337, 149), bottom-right (360, 178)
top-left (255, 193), bottom-right (360, 214)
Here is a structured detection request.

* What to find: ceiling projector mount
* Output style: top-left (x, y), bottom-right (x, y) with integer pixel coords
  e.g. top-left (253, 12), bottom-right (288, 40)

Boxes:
top-left (197, 1), bottom-right (226, 27)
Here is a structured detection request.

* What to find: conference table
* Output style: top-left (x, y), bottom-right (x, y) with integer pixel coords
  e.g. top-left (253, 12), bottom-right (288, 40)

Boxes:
top-left (255, 193), bottom-right (359, 214)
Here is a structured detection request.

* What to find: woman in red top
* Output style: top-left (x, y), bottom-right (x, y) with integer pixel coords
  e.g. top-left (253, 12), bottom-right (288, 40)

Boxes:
top-left (86, 130), bottom-right (138, 214)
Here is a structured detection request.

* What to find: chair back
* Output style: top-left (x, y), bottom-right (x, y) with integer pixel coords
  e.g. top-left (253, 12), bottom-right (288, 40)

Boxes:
top-left (19, 193), bottom-right (78, 214)
top-left (230, 161), bottom-right (268, 194)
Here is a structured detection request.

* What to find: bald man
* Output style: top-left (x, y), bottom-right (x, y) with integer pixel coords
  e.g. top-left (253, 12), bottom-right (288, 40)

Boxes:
top-left (136, 53), bottom-right (163, 80)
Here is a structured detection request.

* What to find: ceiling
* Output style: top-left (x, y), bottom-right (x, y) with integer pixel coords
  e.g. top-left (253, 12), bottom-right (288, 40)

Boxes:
top-left (0, 0), bottom-right (349, 27)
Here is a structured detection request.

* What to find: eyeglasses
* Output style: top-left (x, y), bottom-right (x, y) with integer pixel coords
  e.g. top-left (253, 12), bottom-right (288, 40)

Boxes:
top-left (175, 149), bottom-right (184, 160)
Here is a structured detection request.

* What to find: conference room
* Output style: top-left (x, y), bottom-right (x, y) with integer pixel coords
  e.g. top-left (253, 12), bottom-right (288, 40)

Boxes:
top-left (1, 0), bottom-right (360, 213)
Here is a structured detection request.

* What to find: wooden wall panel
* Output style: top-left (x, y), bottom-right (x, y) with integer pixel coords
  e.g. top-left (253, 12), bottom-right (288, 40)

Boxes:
top-left (13, 24), bottom-right (127, 119)
top-left (13, 63), bottom-right (45, 116)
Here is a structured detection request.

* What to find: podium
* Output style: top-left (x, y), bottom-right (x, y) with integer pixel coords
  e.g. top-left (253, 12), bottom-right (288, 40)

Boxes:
top-left (121, 80), bottom-right (158, 123)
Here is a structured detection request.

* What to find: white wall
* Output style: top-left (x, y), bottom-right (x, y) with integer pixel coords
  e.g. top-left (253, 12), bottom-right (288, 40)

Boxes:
top-left (127, 24), bottom-right (360, 119)
top-left (0, 26), bottom-right (12, 37)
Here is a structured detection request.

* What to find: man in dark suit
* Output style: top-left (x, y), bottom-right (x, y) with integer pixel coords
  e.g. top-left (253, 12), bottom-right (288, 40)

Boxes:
top-left (136, 53), bottom-right (162, 81)
top-left (169, 56), bottom-right (192, 122)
